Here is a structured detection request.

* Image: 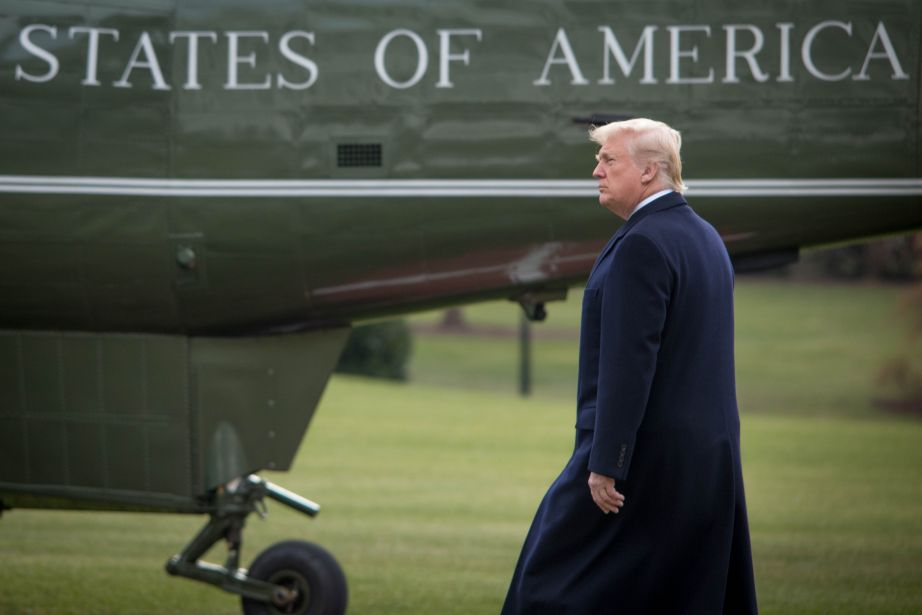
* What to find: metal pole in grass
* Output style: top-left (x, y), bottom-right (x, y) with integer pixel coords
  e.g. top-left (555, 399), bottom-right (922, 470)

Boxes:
top-left (519, 311), bottom-right (532, 397)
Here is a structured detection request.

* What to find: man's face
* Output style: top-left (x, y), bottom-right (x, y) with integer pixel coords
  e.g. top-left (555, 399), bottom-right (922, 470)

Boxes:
top-left (592, 134), bottom-right (645, 220)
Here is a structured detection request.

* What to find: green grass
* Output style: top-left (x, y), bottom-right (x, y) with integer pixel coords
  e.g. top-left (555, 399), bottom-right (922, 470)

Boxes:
top-left (1, 279), bottom-right (920, 614)
top-left (744, 414), bottom-right (922, 615)
top-left (734, 281), bottom-right (907, 417)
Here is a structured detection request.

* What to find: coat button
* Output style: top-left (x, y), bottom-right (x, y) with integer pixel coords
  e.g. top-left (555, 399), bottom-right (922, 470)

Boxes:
top-left (617, 444), bottom-right (627, 468)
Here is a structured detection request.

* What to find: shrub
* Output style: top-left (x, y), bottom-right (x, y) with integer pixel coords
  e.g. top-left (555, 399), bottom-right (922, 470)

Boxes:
top-left (876, 284), bottom-right (922, 413)
top-left (335, 320), bottom-right (412, 381)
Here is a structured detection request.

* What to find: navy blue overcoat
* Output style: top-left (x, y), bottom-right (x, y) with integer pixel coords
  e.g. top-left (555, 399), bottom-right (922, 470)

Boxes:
top-left (502, 192), bottom-right (758, 614)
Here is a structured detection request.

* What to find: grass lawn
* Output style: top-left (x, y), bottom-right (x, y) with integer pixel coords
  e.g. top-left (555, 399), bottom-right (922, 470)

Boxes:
top-left (1, 279), bottom-right (920, 614)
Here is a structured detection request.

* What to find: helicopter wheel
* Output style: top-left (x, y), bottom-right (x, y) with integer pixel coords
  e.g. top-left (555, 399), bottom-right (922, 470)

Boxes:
top-left (241, 541), bottom-right (347, 615)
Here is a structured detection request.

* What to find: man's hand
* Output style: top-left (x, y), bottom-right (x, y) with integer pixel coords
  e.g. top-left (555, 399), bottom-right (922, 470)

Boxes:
top-left (588, 471), bottom-right (625, 514)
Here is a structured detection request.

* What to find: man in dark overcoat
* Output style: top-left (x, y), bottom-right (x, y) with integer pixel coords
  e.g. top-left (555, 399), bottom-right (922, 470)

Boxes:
top-left (501, 118), bottom-right (758, 614)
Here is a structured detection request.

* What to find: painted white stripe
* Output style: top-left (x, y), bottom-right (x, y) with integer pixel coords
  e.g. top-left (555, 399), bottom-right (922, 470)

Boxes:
top-left (0, 176), bottom-right (920, 198)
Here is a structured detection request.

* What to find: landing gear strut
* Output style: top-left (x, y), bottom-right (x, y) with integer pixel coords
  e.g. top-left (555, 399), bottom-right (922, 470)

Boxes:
top-left (165, 475), bottom-right (347, 615)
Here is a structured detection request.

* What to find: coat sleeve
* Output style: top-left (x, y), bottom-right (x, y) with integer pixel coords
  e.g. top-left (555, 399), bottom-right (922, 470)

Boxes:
top-left (589, 232), bottom-right (671, 481)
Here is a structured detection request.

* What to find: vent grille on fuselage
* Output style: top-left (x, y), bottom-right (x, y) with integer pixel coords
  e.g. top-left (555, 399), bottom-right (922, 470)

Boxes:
top-left (337, 143), bottom-right (382, 167)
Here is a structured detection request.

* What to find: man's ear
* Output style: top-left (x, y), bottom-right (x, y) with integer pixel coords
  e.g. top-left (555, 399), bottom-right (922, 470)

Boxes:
top-left (640, 160), bottom-right (658, 184)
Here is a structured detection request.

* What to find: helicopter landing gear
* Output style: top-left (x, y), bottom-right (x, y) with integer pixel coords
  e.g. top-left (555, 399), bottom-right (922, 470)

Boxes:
top-left (165, 475), bottom-right (347, 615)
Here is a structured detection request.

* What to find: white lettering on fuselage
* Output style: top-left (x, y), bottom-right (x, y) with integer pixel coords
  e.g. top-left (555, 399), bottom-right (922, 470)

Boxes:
top-left (10, 20), bottom-right (911, 92)
top-left (15, 24), bottom-right (60, 83)
top-left (722, 24), bottom-right (770, 84)
top-left (436, 29), bottom-right (483, 88)
top-left (68, 26), bottom-right (119, 86)
top-left (374, 29), bottom-right (430, 89)
top-left (113, 31), bottom-right (170, 90)
top-left (597, 26), bottom-right (658, 85)
top-left (533, 28), bottom-right (589, 85)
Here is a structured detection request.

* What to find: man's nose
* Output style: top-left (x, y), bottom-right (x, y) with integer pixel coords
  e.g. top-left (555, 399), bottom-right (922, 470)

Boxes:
top-left (592, 164), bottom-right (604, 178)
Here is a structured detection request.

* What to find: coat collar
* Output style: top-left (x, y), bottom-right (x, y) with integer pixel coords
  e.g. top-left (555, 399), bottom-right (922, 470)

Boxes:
top-left (621, 189), bottom-right (687, 234)
top-left (589, 191), bottom-right (687, 277)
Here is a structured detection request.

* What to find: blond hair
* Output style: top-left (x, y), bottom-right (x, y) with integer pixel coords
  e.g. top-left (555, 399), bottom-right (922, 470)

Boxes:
top-left (589, 118), bottom-right (687, 193)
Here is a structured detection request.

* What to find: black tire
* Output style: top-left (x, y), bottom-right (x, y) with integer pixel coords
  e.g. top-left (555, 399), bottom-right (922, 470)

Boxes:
top-left (241, 540), bottom-right (348, 615)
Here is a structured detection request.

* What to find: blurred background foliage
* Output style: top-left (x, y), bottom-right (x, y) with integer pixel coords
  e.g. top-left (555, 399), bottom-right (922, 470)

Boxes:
top-left (876, 283), bottom-right (922, 413)
top-left (758, 233), bottom-right (922, 281)
top-left (335, 320), bottom-right (412, 381)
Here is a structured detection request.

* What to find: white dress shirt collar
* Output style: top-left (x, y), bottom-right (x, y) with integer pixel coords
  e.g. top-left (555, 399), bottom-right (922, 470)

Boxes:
top-left (629, 189), bottom-right (674, 219)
